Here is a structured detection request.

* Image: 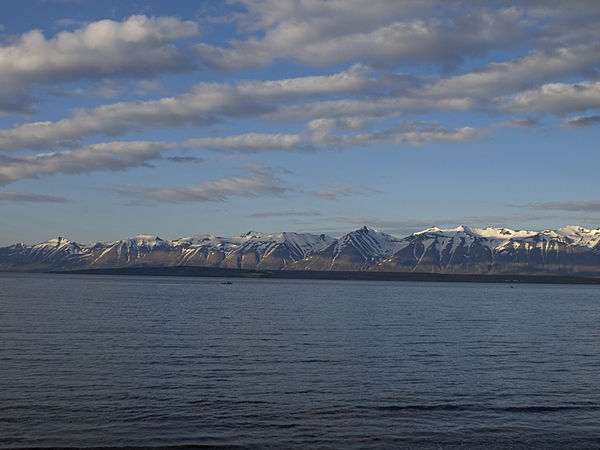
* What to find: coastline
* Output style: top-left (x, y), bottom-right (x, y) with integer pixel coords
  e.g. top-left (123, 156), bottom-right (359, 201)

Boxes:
top-left (48, 266), bottom-right (600, 285)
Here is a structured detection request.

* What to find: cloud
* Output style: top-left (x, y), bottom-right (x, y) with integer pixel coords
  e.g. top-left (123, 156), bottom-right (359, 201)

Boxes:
top-left (0, 120), bottom-right (498, 187)
top-left (0, 2), bottom-right (596, 170)
top-left (465, 214), bottom-right (554, 224)
top-left (495, 118), bottom-right (540, 129)
top-left (0, 141), bottom-right (170, 186)
top-left (250, 210), bottom-right (323, 218)
top-left (315, 121), bottom-right (491, 148)
top-left (423, 45), bottom-right (600, 100)
top-left (196, 1), bottom-right (526, 70)
top-left (166, 156), bottom-right (206, 164)
top-left (514, 200), bottom-right (600, 212)
top-left (565, 214), bottom-right (600, 226)
top-left (1, 15), bottom-right (198, 82)
top-left (182, 133), bottom-right (307, 153)
top-left (560, 115), bottom-right (600, 129)
top-left (111, 167), bottom-right (289, 203)
top-left (181, 122), bottom-right (495, 155)
top-left (307, 117), bottom-right (370, 133)
top-left (504, 81), bottom-right (600, 114)
top-left (265, 95), bottom-right (475, 122)
top-left (0, 88), bottom-right (34, 114)
top-left (0, 191), bottom-right (67, 203)
top-left (1, 45), bottom-right (591, 155)
top-left (310, 184), bottom-right (379, 200)
top-left (0, 15), bottom-right (198, 113)
top-left (0, 66), bottom-right (371, 152)
top-left (264, 44), bottom-right (600, 122)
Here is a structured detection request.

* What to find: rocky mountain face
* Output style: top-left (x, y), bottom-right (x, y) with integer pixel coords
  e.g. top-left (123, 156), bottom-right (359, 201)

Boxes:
top-left (374, 226), bottom-right (600, 275)
top-left (3, 225), bottom-right (600, 276)
top-left (0, 232), bottom-right (335, 272)
top-left (286, 226), bottom-right (403, 271)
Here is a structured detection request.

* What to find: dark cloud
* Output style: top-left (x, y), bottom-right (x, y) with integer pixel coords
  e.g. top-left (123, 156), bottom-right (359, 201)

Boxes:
top-left (166, 156), bottom-right (206, 164)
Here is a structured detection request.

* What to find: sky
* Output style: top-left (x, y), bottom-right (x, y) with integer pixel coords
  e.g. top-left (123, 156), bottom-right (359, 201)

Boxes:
top-left (1, 0), bottom-right (600, 245)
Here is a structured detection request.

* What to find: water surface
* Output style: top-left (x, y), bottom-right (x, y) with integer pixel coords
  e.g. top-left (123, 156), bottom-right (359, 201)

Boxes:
top-left (1, 273), bottom-right (599, 448)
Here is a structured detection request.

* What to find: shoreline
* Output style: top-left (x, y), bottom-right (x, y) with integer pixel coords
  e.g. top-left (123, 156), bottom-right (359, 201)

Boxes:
top-left (48, 266), bottom-right (600, 285)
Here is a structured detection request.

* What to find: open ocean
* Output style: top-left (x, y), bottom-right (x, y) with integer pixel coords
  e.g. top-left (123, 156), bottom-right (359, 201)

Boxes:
top-left (1, 272), bottom-right (599, 448)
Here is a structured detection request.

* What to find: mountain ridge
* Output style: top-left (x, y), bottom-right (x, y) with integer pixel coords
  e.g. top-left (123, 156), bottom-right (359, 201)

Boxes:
top-left (3, 225), bottom-right (600, 275)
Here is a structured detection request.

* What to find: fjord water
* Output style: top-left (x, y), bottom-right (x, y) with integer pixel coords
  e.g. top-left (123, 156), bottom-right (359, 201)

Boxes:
top-left (1, 273), bottom-right (599, 448)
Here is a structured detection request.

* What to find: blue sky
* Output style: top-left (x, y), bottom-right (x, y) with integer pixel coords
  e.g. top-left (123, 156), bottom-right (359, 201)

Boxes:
top-left (1, 0), bottom-right (600, 245)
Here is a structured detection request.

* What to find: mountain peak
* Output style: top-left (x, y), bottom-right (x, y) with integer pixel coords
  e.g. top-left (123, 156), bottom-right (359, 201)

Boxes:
top-left (42, 237), bottom-right (72, 246)
top-left (337, 226), bottom-right (402, 258)
top-left (348, 225), bottom-right (384, 235)
top-left (415, 226), bottom-right (441, 234)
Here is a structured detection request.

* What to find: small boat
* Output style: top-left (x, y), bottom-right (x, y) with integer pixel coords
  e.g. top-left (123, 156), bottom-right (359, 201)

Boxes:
top-left (221, 281), bottom-right (233, 285)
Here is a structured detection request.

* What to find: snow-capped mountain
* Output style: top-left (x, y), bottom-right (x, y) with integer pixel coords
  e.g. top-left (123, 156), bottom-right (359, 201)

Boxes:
top-left (375, 225), bottom-right (600, 275)
top-left (0, 231), bottom-right (334, 271)
top-left (287, 226), bottom-right (404, 270)
top-left (2, 225), bottom-right (600, 275)
top-left (0, 237), bottom-right (86, 271)
top-left (173, 231), bottom-right (334, 270)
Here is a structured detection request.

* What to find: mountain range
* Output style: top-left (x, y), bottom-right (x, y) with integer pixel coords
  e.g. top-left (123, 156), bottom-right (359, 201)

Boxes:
top-left (3, 225), bottom-right (600, 276)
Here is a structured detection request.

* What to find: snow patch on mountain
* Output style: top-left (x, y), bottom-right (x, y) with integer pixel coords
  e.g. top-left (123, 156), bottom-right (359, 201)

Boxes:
top-left (4, 225), bottom-right (600, 273)
top-left (334, 226), bottom-right (406, 258)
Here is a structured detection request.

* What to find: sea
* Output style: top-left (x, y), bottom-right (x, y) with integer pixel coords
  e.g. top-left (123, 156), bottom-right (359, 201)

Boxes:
top-left (1, 272), bottom-right (599, 448)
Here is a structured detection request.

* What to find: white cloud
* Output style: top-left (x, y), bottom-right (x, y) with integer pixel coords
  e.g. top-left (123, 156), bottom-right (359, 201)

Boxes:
top-left (0, 15), bottom-right (198, 113)
top-left (0, 118), bottom-right (516, 188)
top-left (424, 45), bottom-right (600, 99)
top-left (1, 15), bottom-right (198, 82)
top-left (0, 67), bottom-right (372, 152)
top-left (266, 96), bottom-right (475, 122)
top-left (314, 122), bottom-right (490, 148)
top-left (197, 1), bottom-right (525, 70)
top-left (182, 133), bottom-right (306, 153)
top-left (186, 122), bottom-right (493, 153)
top-left (2, 38), bottom-right (596, 154)
top-left (504, 81), bottom-right (600, 114)
top-left (235, 64), bottom-right (371, 96)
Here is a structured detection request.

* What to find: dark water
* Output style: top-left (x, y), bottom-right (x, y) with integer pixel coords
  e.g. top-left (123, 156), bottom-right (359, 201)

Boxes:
top-left (1, 273), bottom-right (600, 448)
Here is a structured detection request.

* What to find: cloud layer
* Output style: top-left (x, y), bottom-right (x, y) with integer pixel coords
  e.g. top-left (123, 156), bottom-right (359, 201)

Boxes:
top-left (112, 167), bottom-right (288, 203)
top-left (0, 2), bottom-right (599, 233)
top-left (0, 15), bottom-right (198, 113)
top-left (197, 1), bottom-right (526, 70)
